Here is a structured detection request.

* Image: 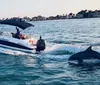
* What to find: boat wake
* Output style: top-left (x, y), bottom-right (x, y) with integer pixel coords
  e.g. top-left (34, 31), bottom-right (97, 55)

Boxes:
top-left (1, 44), bottom-right (99, 56)
top-left (0, 44), bottom-right (86, 56)
top-left (43, 44), bottom-right (85, 55)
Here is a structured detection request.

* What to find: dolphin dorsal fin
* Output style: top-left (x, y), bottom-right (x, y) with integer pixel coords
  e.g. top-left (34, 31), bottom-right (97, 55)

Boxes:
top-left (86, 46), bottom-right (92, 51)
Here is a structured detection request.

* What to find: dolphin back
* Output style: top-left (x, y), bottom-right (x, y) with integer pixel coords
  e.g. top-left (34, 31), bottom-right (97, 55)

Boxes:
top-left (68, 46), bottom-right (100, 61)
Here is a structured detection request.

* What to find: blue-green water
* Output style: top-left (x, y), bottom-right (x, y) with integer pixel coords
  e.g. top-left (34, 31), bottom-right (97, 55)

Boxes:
top-left (1, 18), bottom-right (100, 85)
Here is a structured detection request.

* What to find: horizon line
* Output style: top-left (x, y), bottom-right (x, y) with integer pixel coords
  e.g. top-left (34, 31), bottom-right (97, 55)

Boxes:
top-left (0, 9), bottom-right (100, 19)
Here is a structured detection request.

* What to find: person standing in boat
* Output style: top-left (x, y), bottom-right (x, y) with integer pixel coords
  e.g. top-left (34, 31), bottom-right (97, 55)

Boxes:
top-left (15, 27), bottom-right (20, 39)
top-left (36, 36), bottom-right (46, 52)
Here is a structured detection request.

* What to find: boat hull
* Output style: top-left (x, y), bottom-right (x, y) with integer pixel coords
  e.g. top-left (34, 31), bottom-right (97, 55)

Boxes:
top-left (0, 36), bottom-right (36, 53)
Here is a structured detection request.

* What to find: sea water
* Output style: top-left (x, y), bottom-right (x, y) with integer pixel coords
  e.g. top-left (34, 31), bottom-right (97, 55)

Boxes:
top-left (0, 18), bottom-right (100, 85)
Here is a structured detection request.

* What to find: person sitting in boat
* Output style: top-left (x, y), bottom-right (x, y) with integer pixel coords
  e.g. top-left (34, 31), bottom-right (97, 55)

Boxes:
top-left (36, 36), bottom-right (46, 52)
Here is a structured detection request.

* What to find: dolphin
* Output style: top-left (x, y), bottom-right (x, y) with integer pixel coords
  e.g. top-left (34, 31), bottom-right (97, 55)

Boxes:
top-left (68, 46), bottom-right (100, 65)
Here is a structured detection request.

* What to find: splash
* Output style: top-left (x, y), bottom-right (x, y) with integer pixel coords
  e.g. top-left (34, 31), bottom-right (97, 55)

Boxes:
top-left (0, 43), bottom-right (97, 56)
top-left (43, 44), bottom-right (86, 55)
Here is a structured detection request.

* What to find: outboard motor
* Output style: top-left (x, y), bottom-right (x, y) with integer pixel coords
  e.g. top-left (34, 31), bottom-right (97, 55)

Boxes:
top-left (36, 36), bottom-right (46, 52)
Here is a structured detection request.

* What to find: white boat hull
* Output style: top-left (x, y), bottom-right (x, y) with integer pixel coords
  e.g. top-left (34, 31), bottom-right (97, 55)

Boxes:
top-left (0, 36), bottom-right (37, 53)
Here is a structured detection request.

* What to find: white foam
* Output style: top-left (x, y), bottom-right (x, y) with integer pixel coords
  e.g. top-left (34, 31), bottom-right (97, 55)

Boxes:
top-left (43, 44), bottom-right (86, 54)
top-left (0, 43), bottom-right (99, 56)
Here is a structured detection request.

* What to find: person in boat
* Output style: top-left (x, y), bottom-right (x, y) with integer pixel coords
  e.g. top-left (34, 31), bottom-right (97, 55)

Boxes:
top-left (11, 27), bottom-right (26, 39)
top-left (36, 36), bottom-right (46, 52)
top-left (15, 27), bottom-right (20, 39)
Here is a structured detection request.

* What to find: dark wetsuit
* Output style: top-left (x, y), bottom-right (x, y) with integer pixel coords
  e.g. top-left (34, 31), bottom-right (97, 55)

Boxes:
top-left (36, 38), bottom-right (45, 52)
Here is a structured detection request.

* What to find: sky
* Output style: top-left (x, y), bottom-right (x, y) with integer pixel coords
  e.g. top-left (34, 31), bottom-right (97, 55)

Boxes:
top-left (0, 0), bottom-right (100, 18)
